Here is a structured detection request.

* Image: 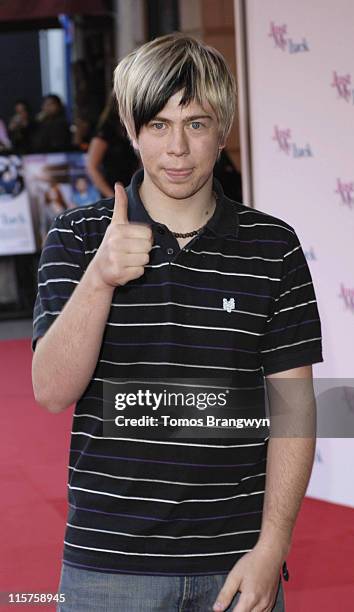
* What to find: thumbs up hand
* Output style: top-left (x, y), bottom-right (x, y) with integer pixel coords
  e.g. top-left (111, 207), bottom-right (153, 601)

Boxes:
top-left (91, 182), bottom-right (153, 288)
top-left (111, 181), bottom-right (130, 225)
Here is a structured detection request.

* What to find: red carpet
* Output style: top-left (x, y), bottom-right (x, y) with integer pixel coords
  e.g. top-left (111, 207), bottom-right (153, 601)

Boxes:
top-left (1, 338), bottom-right (353, 611)
top-left (1, 338), bottom-right (72, 611)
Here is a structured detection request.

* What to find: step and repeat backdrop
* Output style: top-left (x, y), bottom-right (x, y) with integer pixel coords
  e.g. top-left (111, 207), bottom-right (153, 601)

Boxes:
top-left (240, 0), bottom-right (354, 505)
top-left (0, 152), bottom-right (100, 256)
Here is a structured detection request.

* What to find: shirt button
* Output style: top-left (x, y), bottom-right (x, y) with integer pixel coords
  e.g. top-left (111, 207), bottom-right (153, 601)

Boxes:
top-left (157, 225), bottom-right (165, 235)
top-left (167, 247), bottom-right (174, 255)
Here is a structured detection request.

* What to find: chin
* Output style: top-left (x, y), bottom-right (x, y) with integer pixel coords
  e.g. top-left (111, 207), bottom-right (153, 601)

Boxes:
top-left (162, 184), bottom-right (198, 200)
top-left (160, 174), bottom-right (208, 199)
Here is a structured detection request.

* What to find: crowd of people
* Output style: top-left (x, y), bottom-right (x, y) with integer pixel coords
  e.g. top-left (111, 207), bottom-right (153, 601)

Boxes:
top-left (4, 95), bottom-right (71, 155)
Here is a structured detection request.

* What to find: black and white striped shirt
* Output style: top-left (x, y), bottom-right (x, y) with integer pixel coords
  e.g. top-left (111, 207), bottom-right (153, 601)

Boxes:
top-left (33, 169), bottom-right (323, 576)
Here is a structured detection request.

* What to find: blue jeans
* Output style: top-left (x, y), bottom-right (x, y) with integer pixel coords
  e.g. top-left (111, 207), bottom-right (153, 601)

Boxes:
top-left (57, 563), bottom-right (285, 611)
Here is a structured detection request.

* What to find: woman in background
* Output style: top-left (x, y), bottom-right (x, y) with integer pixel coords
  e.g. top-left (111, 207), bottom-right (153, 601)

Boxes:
top-left (32, 94), bottom-right (71, 153)
top-left (8, 100), bottom-right (36, 154)
top-left (86, 94), bottom-right (139, 197)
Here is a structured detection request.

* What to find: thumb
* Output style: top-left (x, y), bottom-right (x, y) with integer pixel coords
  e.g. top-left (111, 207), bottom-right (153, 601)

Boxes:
top-left (111, 182), bottom-right (129, 225)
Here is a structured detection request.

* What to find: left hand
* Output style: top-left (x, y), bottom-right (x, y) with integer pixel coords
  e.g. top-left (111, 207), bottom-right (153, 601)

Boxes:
top-left (212, 543), bottom-right (284, 611)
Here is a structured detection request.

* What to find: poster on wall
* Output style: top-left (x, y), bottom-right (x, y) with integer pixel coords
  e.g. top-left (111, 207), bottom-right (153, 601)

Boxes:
top-left (239, 0), bottom-right (354, 506)
top-left (22, 152), bottom-right (100, 249)
top-left (0, 155), bottom-right (36, 255)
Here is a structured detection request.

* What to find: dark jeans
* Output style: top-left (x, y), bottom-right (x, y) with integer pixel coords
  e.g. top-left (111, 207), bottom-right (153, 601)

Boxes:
top-left (57, 563), bottom-right (285, 611)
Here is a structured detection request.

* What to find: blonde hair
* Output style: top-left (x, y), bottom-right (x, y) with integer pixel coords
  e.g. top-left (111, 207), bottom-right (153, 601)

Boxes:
top-left (113, 33), bottom-right (237, 144)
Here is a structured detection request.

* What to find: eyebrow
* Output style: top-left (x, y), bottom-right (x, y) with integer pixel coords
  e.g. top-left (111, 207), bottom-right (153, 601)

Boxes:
top-left (151, 114), bottom-right (213, 123)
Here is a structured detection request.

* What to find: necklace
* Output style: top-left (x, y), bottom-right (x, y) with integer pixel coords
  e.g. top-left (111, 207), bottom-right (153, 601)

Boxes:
top-left (170, 192), bottom-right (217, 239)
top-left (171, 225), bottom-right (206, 238)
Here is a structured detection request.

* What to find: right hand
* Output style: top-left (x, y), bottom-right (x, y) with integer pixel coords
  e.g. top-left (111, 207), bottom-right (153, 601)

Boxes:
top-left (91, 182), bottom-right (153, 288)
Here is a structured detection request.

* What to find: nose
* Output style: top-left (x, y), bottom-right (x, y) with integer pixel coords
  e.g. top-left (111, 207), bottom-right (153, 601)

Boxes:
top-left (166, 127), bottom-right (189, 156)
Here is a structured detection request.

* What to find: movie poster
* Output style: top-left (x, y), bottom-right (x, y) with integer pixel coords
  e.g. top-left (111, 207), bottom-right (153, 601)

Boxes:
top-left (22, 152), bottom-right (100, 249)
top-left (0, 155), bottom-right (36, 255)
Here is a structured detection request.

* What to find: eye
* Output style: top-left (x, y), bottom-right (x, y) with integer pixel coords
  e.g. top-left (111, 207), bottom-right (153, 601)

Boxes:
top-left (151, 122), bottom-right (166, 130)
top-left (190, 121), bottom-right (203, 129)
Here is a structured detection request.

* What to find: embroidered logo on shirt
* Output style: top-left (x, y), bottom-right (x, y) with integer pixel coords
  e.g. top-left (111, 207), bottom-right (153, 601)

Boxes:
top-left (223, 298), bottom-right (236, 313)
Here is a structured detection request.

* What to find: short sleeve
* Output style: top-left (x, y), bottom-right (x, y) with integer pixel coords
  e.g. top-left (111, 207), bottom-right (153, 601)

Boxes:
top-left (260, 230), bottom-right (323, 376)
top-left (32, 213), bottom-right (86, 350)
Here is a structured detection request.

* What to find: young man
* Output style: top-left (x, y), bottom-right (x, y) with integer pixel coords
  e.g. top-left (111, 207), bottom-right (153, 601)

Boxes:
top-left (32, 34), bottom-right (323, 611)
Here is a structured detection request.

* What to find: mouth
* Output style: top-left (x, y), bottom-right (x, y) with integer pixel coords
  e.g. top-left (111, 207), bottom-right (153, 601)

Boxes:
top-left (164, 168), bottom-right (193, 179)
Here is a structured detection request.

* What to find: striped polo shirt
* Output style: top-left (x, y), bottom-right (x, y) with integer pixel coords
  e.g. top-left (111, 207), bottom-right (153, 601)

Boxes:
top-left (33, 168), bottom-right (323, 576)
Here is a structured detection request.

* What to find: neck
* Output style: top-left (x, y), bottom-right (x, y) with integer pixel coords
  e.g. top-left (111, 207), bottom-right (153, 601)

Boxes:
top-left (138, 171), bottom-right (216, 234)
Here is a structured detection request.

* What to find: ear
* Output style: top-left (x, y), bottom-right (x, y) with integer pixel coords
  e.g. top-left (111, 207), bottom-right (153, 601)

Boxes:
top-left (131, 137), bottom-right (139, 151)
top-left (216, 142), bottom-right (225, 162)
top-left (125, 122), bottom-right (139, 151)
top-left (129, 130), bottom-right (139, 152)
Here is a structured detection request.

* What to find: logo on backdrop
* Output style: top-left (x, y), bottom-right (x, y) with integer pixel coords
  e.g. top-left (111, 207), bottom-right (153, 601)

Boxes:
top-left (335, 178), bottom-right (354, 209)
top-left (339, 284), bottom-right (354, 312)
top-left (331, 71), bottom-right (354, 104)
top-left (272, 126), bottom-right (313, 159)
top-left (268, 22), bottom-right (309, 54)
top-left (304, 247), bottom-right (317, 261)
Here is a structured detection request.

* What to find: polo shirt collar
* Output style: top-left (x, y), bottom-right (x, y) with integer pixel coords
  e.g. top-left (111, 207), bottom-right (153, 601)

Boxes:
top-left (126, 168), bottom-right (239, 239)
